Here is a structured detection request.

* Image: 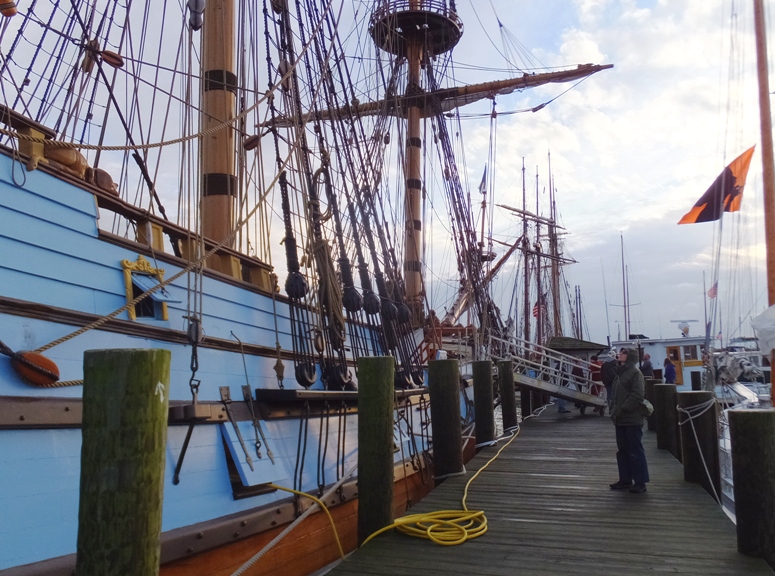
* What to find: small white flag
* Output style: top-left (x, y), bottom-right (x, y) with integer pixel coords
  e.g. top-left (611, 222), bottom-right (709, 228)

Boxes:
top-left (478, 165), bottom-right (487, 195)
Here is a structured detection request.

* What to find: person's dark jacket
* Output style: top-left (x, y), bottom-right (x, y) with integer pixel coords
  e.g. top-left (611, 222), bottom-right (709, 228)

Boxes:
top-left (640, 359), bottom-right (654, 377)
top-left (601, 359), bottom-right (617, 387)
top-left (664, 361), bottom-right (677, 384)
top-left (610, 347), bottom-right (645, 427)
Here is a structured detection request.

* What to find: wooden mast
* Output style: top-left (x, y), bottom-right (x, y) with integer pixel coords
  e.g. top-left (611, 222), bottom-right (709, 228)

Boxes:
top-left (753, 0), bottom-right (775, 396)
top-left (368, 3), bottom-right (611, 332)
top-left (201, 0), bottom-right (237, 254)
top-left (403, 0), bottom-right (425, 328)
top-left (369, 1), bottom-right (464, 328)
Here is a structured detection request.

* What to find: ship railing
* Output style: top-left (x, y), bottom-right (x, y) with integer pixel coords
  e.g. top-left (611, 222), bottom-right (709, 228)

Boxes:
top-left (486, 334), bottom-right (599, 396)
top-left (369, 0), bottom-right (462, 26)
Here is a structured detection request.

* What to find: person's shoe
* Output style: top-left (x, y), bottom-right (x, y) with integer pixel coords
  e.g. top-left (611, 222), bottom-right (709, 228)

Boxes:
top-left (609, 480), bottom-right (633, 490)
top-left (629, 483), bottom-right (647, 493)
top-left (558, 409), bottom-right (571, 413)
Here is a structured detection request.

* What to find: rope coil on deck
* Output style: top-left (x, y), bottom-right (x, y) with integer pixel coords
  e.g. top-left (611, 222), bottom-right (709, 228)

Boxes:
top-left (361, 405), bottom-right (550, 548)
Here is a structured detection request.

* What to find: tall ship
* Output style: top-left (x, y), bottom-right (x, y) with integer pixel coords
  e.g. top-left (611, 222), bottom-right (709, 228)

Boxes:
top-left (0, 1), bottom-right (611, 574)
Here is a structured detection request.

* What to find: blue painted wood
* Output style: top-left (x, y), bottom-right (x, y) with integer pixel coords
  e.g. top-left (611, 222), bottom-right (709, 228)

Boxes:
top-left (0, 157), bottom-right (99, 234)
top-left (0, 152), bottom-right (421, 571)
top-left (0, 156), bottom-right (294, 345)
top-left (0, 412), bottom-right (358, 568)
top-left (0, 220), bottom-right (293, 342)
top-left (220, 421), bottom-right (291, 486)
top-left (0, 391), bottom-right (419, 570)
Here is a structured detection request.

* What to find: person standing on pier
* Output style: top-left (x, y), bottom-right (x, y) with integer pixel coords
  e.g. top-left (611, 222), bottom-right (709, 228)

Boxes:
top-left (640, 353), bottom-right (654, 377)
top-left (663, 358), bottom-right (677, 384)
top-left (609, 347), bottom-right (650, 494)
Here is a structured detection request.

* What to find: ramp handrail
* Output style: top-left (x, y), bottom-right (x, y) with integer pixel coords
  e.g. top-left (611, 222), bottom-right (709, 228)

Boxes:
top-left (487, 334), bottom-right (601, 396)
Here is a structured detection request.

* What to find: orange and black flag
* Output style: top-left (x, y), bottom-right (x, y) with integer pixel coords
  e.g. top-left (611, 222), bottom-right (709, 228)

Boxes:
top-left (678, 146), bottom-right (755, 224)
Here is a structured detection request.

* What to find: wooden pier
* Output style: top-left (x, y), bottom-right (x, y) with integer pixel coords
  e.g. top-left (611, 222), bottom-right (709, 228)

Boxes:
top-left (325, 409), bottom-right (773, 575)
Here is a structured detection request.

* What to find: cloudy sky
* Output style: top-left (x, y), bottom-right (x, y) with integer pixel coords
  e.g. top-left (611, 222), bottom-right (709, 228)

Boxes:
top-left (428, 0), bottom-right (770, 346)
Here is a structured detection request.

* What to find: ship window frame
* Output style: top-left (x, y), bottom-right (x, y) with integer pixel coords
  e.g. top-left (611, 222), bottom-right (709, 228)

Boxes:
top-left (121, 255), bottom-right (177, 321)
top-left (683, 345), bottom-right (698, 361)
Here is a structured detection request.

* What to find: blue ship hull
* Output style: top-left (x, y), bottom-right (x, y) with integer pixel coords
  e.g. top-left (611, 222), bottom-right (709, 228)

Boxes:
top-left (0, 150), bottom-right (461, 573)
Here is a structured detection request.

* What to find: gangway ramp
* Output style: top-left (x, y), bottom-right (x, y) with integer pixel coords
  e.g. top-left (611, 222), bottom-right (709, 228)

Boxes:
top-left (489, 334), bottom-right (607, 411)
top-left (513, 370), bottom-right (606, 410)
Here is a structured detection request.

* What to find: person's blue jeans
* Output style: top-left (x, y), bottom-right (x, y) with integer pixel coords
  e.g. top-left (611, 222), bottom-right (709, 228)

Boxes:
top-left (615, 424), bottom-right (649, 484)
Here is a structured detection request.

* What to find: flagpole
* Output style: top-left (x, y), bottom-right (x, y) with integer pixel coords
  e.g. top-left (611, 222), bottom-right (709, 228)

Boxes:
top-left (754, 0), bottom-right (775, 397)
top-left (620, 234), bottom-right (628, 340)
top-left (703, 271), bottom-right (709, 344)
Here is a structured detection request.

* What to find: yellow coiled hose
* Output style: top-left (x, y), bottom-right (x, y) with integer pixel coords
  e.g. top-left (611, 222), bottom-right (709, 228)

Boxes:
top-left (361, 425), bottom-right (522, 547)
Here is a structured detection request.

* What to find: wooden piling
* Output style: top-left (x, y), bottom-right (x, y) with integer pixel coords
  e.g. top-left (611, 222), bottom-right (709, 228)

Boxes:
top-left (520, 386), bottom-right (532, 421)
top-left (473, 360), bottom-right (495, 446)
top-left (428, 359), bottom-right (463, 481)
top-left (357, 356), bottom-right (395, 546)
top-left (644, 378), bottom-right (659, 431)
top-left (76, 348), bottom-right (171, 576)
top-left (498, 360), bottom-right (518, 431)
top-left (677, 391), bottom-right (720, 502)
top-left (531, 390), bottom-right (545, 411)
top-left (728, 408), bottom-right (775, 568)
top-left (654, 383), bottom-right (681, 462)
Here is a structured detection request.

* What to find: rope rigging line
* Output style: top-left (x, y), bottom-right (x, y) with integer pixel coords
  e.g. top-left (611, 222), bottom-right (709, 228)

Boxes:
top-left (266, 0), bottom-right (343, 389)
top-left (293, 0), bottom-right (357, 390)
top-left (0, 0), bottom-right (337, 153)
top-left (314, 41), bottom-right (421, 386)
top-left (27, 7), bottom-right (341, 363)
top-left (316, 53), bottom-right (402, 353)
top-left (425, 57), bottom-right (504, 348)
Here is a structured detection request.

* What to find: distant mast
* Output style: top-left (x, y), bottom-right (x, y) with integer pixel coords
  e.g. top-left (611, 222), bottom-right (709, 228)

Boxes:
top-left (753, 0), bottom-right (775, 395)
top-left (548, 153), bottom-right (562, 337)
top-left (369, 0), bottom-right (463, 328)
top-left (620, 234), bottom-right (630, 339)
top-left (201, 0), bottom-right (237, 248)
top-left (522, 159), bottom-right (531, 343)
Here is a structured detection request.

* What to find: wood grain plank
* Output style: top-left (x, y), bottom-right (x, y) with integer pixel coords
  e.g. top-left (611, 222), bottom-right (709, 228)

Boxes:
top-left (326, 412), bottom-right (774, 576)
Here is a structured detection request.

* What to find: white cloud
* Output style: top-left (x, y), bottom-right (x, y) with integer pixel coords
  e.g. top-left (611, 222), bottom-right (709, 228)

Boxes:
top-left (438, 0), bottom-right (768, 342)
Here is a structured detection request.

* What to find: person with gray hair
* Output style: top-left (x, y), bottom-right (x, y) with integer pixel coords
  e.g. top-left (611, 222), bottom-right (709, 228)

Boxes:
top-left (640, 353), bottom-right (654, 377)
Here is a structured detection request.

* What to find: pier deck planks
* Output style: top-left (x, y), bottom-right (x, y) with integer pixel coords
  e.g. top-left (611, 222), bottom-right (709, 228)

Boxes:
top-left (326, 409), bottom-right (773, 575)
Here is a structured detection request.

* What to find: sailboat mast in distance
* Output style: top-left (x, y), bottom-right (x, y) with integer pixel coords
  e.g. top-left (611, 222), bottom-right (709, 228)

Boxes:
top-left (620, 234), bottom-right (629, 339)
top-left (548, 152), bottom-right (562, 337)
top-left (522, 158), bottom-right (530, 344)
